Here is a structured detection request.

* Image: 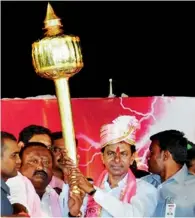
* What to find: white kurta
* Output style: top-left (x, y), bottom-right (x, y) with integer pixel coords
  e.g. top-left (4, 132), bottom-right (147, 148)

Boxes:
top-left (60, 174), bottom-right (158, 217)
top-left (60, 183), bottom-right (88, 217)
top-left (93, 175), bottom-right (158, 217)
top-left (6, 173), bottom-right (62, 217)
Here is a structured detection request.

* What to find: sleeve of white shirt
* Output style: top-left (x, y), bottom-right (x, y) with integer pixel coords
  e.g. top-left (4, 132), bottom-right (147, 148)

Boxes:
top-left (6, 174), bottom-right (29, 210)
top-left (93, 179), bottom-right (158, 217)
top-left (59, 184), bottom-right (69, 217)
top-left (60, 183), bottom-right (89, 217)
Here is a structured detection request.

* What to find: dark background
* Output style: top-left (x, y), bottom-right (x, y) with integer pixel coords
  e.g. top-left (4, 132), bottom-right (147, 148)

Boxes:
top-left (1, 1), bottom-right (194, 98)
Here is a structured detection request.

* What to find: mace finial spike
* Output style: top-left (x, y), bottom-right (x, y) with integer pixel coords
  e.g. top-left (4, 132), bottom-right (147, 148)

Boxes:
top-left (44, 2), bottom-right (63, 36)
top-left (45, 2), bottom-right (59, 22)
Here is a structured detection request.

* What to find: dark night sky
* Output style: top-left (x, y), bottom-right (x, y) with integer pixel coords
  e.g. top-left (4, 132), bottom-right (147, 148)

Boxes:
top-left (1, 1), bottom-right (194, 98)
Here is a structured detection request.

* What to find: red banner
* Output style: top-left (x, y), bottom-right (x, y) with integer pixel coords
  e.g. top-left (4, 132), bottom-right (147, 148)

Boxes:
top-left (1, 96), bottom-right (195, 181)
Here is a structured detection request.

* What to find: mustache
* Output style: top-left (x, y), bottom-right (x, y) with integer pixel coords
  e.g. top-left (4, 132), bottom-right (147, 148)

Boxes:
top-left (111, 165), bottom-right (123, 168)
top-left (33, 170), bottom-right (48, 178)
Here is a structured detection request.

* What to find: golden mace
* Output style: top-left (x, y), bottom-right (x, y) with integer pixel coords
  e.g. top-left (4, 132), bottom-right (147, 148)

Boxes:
top-left (32, 3), bottom-right (83, 194)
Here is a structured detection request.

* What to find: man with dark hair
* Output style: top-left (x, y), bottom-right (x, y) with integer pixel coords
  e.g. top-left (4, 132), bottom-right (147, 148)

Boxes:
top-left (7, 141), bottom-right (82, 217)
top-left (17, 125), bottom-right (63, 193)
top-left (149, 130), bottom-right (188, 169)
top-left (0, 131), bottom-right (28, 217)
top-left (69, 116), bottom-right (157, 217)
top-left (52, 131), bottom-right (78, 148)
top-left (18, 124), bottom-right (53, 148)
top-left (144, 129), bottom-right (195, 217)
top-left (102, 140), bottom-right (149, 178)
top-left (49, 131), bottom-right (86, 216)
top-left (19, 142), bottom-right (62, 217)
top-left (6, 125), bottom-right (55, 216)
top-left (50, 131), bottom-right (79, 193)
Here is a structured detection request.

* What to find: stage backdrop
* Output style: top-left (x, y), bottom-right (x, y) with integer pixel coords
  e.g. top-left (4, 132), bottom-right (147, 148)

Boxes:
top-left (1, 96), bottom-right (195, 181)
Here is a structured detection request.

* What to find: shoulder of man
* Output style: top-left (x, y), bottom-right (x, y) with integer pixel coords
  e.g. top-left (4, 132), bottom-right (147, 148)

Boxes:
top-left (1, 178), bottom-right (11, 194)
top-left (140, 174), bottom-right (161, 188)
top-left (136, 178), bottom-right (158, 192)
top-left (184, 174), bottom-right (195, 186)
top-left (6, 173), bottom-right (24, 187)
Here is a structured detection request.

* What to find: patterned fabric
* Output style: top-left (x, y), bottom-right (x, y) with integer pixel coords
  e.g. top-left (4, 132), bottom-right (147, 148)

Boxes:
top-left (100, 115), bottom-right (140, 148)
top-left (85, 169), bottom-right (136, 217)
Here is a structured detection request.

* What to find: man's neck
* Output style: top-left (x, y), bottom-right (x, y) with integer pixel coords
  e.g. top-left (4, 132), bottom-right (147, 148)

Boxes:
top-left (63, 175), bottom-right (68, 184)
top-left (108, 173), bottom-right (127, 189)
top-left (36, 188), bottom-right (46, 199)
top-left (53, 168), bottom-right (64, 180)
top-left (1, 173), bottom-right (9, 182)
top-left (160, 164), bottom-right (183, 182)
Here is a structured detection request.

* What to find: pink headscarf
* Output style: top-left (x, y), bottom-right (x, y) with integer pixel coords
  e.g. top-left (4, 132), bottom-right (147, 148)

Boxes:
top-left (100, 115), bottom-right (140, 148)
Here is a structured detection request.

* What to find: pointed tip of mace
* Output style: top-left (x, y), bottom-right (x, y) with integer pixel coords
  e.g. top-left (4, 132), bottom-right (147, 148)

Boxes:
top-left (43, 2), bottom-right (63, 36)
top-left (44, 2), bottom-right (59, 22)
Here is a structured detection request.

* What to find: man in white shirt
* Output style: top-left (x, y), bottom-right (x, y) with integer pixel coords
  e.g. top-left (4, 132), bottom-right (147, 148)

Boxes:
top-left (69, 115), bottom-right (158, 217)
top-left (7, 141), bottom-right (62, 217)
top-left (7, 141), bottom-right (82, 217)
top-left (18, 125), bottom-right (84, 217)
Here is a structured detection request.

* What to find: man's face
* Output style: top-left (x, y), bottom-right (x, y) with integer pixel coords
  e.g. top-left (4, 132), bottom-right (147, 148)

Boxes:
top-left (29, 134), bottom-right (52, 148)
top-left (147, 140), bottom-right (164, 174)
top-left (52, 138), bottom-right (67, 168)
top-left (188, 159), bottom-right (195, 175)
top-left (102, 142), bottom-right (134, 177)
top-left (1, 139), bottom-right (21, 180)
top-left (20, 146), bottom-right (53, 191)
top-left (52, 138), bottom-right (79, 170)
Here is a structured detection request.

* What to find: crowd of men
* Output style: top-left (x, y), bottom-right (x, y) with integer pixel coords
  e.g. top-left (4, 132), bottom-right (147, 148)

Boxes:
top-left (1, 115), bottom-right (195, 217)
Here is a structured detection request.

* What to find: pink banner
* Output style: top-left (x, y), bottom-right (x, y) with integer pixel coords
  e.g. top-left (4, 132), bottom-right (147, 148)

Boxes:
top-left (1, 96), bottom-right (195, 181)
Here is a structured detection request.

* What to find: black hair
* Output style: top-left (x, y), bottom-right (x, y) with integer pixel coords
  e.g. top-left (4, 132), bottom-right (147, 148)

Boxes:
top-left (52, 131), bottom-right (63, 140)
top-left (52, 131), bottom-right (78, 146)
top-left (1, 131), bottom-right (17, 143)
top-left (19, 141), bottom-right (54, 163)
top-left (132, 169), bottom-right (150, 178)
top-left (18, 125), bottom-right (53, 145)
top-left (150, 130), bottom-right (188, 165)
top-left (1, 131), bottom-right (17, 156)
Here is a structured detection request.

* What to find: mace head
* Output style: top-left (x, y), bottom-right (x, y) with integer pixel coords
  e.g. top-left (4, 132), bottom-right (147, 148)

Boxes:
top-left (32, 2), bottom-right (84, 80)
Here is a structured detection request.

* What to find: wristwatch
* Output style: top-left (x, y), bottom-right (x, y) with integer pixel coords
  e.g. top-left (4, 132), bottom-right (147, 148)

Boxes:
top-left (68, 212), bottom-right (82, 217)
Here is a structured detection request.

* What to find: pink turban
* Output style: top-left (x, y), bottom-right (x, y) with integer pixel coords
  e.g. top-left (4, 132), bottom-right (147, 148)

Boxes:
top-left (100, 115), bottom-right (140, 148)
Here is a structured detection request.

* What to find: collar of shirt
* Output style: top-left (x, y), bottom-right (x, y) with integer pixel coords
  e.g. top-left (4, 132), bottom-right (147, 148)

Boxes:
top-left (44, 185), bottom-right (56, 197)
top-left (0, 178), bottom-right (11, 195)
top-left (150, 174), bottom-right (161, 183)
top-left (162, 164), bottom-right (188, 186)
top-left (104, 173), bottom-right (128, 191)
